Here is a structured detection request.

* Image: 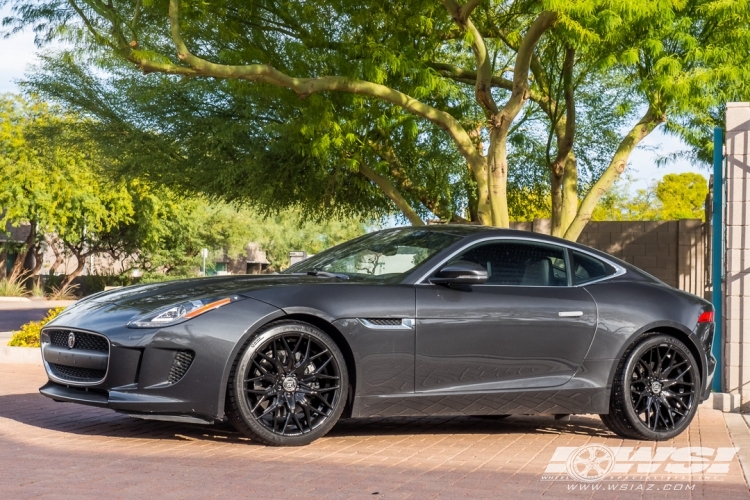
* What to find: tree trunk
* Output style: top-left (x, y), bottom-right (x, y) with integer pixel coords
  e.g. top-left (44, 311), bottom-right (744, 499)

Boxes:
top-left (48, 237), bottom-right (65, 275)
top-left (487, 125), bottom-right (510, 227)
top-left (60, 245), bottom-right (87, 288)
top-left (28, 243), bottom-right (44, 276)
top-left (560, 152), bottom-right (578, 234)
top-left (473, 157), bottom-right (493, 226)
top-left (10, 220), bottom-right (37, 279)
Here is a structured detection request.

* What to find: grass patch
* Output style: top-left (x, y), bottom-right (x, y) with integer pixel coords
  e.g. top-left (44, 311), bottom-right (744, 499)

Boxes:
top-left (0, 275), bottom-right (27, 297)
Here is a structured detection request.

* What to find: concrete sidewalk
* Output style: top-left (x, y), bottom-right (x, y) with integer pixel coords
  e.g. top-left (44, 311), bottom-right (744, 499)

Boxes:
top-left (0, 299), bottom-right (76, 309)
top-left (0, 364), bottom-right (749, 499)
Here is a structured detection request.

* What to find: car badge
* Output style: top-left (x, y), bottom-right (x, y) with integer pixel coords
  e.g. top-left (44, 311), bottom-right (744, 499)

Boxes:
top-left (67, 332), bottom-right (76, 349)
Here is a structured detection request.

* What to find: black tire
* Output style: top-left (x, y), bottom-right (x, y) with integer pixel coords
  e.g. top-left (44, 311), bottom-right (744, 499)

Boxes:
top-left (226, 320), bottom-right (349, 446)
top-left (600, 334), bottom-right (700, 441)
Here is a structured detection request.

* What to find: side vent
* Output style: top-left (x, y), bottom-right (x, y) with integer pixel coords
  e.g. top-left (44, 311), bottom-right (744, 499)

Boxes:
top-left (168, 351), bottom-right (195, 384)
top-left (359, 318), bottom-right (415, 330)
top-left (363, 318), bottom-right (402, 326)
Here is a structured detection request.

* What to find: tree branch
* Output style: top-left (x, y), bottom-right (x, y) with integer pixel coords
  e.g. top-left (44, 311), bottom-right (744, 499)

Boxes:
top-left (502, 11), bottom-right (557, 122)
top-left (368, 138), bottom-right (468, 223)
top-left (161, 0), bottom-right (485, 173)
top-left (358, 162), bottom-right (425, 226)
top-left (550, 47), bottom-right (575, 174)
top-left (563, 105), bottom-right (666, 241)
top-left (441, 0), bottom-right (498, 115)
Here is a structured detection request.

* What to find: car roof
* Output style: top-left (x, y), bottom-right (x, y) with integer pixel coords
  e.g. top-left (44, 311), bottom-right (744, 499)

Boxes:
top-left (384, 224), bottom-right (659, 285)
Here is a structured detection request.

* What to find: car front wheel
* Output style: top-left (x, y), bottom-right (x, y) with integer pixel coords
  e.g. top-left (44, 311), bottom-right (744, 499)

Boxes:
top-left (600, 334), bottom-right (700, 441)
top-left (226, 320), bottom-right (348, 446)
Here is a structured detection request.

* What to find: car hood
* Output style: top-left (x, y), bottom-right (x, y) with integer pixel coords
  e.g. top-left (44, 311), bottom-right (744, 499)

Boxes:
top-left (75, 274), bottom-right (341, 312)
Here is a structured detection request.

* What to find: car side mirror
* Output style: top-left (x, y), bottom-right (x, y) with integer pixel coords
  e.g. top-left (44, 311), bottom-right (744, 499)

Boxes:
top-left (429, 261), bottom-right (488, 285)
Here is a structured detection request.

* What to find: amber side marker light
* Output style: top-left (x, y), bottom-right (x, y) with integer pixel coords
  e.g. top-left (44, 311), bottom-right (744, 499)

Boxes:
top-left (698, 311), bottom-right (714, 323)
top-left (183, 297), bottom-right (233, 319)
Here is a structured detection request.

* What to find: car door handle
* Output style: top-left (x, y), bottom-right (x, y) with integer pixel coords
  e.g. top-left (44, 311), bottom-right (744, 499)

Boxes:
top-left (558, 311), bottom-right (583, 318)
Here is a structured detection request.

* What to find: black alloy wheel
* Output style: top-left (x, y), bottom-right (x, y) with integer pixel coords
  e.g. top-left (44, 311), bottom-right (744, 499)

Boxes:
top-left (600, 334), bottom-right (700, 441)
top-left (226, 321), bottom-right (348, 446)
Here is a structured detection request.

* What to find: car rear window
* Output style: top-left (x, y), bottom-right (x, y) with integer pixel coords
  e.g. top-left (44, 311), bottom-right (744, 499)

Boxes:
top-left (571, 250), bottom-right (617, 285)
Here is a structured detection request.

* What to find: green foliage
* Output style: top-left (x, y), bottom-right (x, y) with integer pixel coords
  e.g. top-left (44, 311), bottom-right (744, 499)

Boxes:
top-left (245, 209), bottom-right (368, 270)
top-left (0, 94), bottom-right (140, 282)
top-left (656, 173), bottom-right (709, 220)
top-left (8, 307), bottom-right (65, 347)
top-left (2, 0), bottom-right (746, 233)
top-left (142, 201), bottom-right (366, 273)
top-left (591, 172), bottom-right (708, 221)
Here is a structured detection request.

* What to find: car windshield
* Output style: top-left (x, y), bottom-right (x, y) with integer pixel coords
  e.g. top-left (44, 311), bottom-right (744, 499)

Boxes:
top-left (282, 228), bottom-right (466, 281)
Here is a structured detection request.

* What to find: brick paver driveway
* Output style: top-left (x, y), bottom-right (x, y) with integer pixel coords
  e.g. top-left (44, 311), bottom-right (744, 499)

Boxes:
top-left (1, 364), bottom-right (749, 499)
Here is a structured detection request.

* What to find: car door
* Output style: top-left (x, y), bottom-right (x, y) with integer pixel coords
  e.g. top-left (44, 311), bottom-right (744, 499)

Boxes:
top-left (415, 238), bottom-right (597, 393)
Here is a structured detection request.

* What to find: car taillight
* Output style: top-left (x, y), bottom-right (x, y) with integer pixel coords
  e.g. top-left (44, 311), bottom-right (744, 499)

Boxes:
top-left (698, 311), bottom-right (714, 323)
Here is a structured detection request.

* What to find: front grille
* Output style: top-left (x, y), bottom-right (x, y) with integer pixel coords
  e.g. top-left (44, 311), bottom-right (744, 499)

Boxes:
top-left (363, 318), bottom-right (402, 326)
top-left (48, 363), bottom-right (106, 383)
top-left (167, 351), bottom-right (195, 384)
top-left (48, 330), bottom-right (109, 352)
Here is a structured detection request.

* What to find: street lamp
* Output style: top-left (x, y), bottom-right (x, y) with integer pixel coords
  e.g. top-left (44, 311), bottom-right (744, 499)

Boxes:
top-left (201, 248), bottom-right (208, 276)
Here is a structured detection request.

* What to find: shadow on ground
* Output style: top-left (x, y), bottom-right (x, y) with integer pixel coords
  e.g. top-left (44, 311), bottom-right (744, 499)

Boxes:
top-left (0, 392), bottom-right (614, 445)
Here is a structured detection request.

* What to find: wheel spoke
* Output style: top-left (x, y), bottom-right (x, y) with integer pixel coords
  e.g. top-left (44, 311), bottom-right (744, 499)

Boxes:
top-left (246, 388), bottom-right (275, 395)
top-left (313, 355), bottom-right (333, 374)
top-left (310, 349), bottom-right (329, 361)
top-left (291, 410), bottom-right (305, 434)
top-left (259, 399), bottom-right (280, 419)
top-left (303, 374), bottom-right (340, 381)
top-left (302, 403), bottom-right (313, 433)
top-left (280, 412), bottom-right (291, 434)
top-left (312, 393), bottom-right (334, 410)
top-left (656, 346), bottom-right (672, 377)
top-left (316, 386), bottom-right (340, 394)
top-left (281, 335), bottom-right (296, 371)
top-left (661, 359), bottom-right (688, 378)
top-left (252, 359), bottom-right (270, 375)
top-left (251, 394), bottom-right (269, 413)
top-left (258, 351), bottom-right (285, 374)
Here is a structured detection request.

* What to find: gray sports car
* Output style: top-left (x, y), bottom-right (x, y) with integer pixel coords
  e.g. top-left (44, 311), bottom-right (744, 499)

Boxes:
top-left (39, 225), bottom-right (715, 446)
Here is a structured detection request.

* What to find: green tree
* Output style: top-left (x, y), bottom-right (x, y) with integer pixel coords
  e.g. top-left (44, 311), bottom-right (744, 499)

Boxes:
top-left (656, 173), bottom-right (708, 221)
top-left (4, 0), bottom-right (748, 239)
top-left (591, 172), bottom-right (708, 222)
top-left (0, 95), bottom-right (157, 286)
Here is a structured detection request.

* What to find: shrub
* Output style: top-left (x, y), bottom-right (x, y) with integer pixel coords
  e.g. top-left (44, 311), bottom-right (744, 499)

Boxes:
top-left (0, 275), bottom-right (27, 297)
top-left (47, 283), bottom-right (79, 300)
top-left (8, 307), bottom-right (66, 347)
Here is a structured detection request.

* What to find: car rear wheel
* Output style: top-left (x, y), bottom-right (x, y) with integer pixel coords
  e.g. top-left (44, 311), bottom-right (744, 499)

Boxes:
top-left (226, 320), bottom-right (348, 446)
top-left (600, 334), bottom-right (700, 441)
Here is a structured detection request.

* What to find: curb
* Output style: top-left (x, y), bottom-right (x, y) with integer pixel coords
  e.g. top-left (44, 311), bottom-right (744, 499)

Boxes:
top-left (0, 346), bottom-right (42, 365)
top-left (724, 413), bottom-right (750, 488)
top-left (704, 393), bottom-right (742, 412)
top-left (0, 297), bottom-right (31, 302)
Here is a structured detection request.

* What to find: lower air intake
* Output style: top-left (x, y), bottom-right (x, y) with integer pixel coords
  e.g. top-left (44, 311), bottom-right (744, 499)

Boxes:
top-left (168, 351), bottom-right (195, 384)
top-left (48, 363), bottom-right (106, 383)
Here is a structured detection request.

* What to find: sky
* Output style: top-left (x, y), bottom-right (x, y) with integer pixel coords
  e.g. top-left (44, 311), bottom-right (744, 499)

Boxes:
top-left (0, 9), bottom-right (708, 193)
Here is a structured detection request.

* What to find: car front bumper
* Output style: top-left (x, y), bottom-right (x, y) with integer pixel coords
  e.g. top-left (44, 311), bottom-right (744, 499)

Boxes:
top-left (37, 297), bottom-right (284, 422)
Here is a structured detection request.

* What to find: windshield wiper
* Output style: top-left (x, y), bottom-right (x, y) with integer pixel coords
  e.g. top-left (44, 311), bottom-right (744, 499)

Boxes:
top-left (296, 270), bottom-right (349, 280)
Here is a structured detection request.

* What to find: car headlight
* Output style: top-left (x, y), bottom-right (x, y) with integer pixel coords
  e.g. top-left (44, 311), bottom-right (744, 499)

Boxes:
top-left (128, 296), bottom-right (240, 328)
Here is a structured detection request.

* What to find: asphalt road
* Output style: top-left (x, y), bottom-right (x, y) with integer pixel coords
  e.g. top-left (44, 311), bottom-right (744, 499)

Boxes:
top-left (0, 308), bottom-right (50, 332)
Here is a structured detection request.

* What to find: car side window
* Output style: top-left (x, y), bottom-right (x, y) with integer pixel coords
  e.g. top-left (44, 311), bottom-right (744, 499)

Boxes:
top-left (449, 241), bottom-right (568, 286)
top-left (570, 250), bottom-right (617, 285)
